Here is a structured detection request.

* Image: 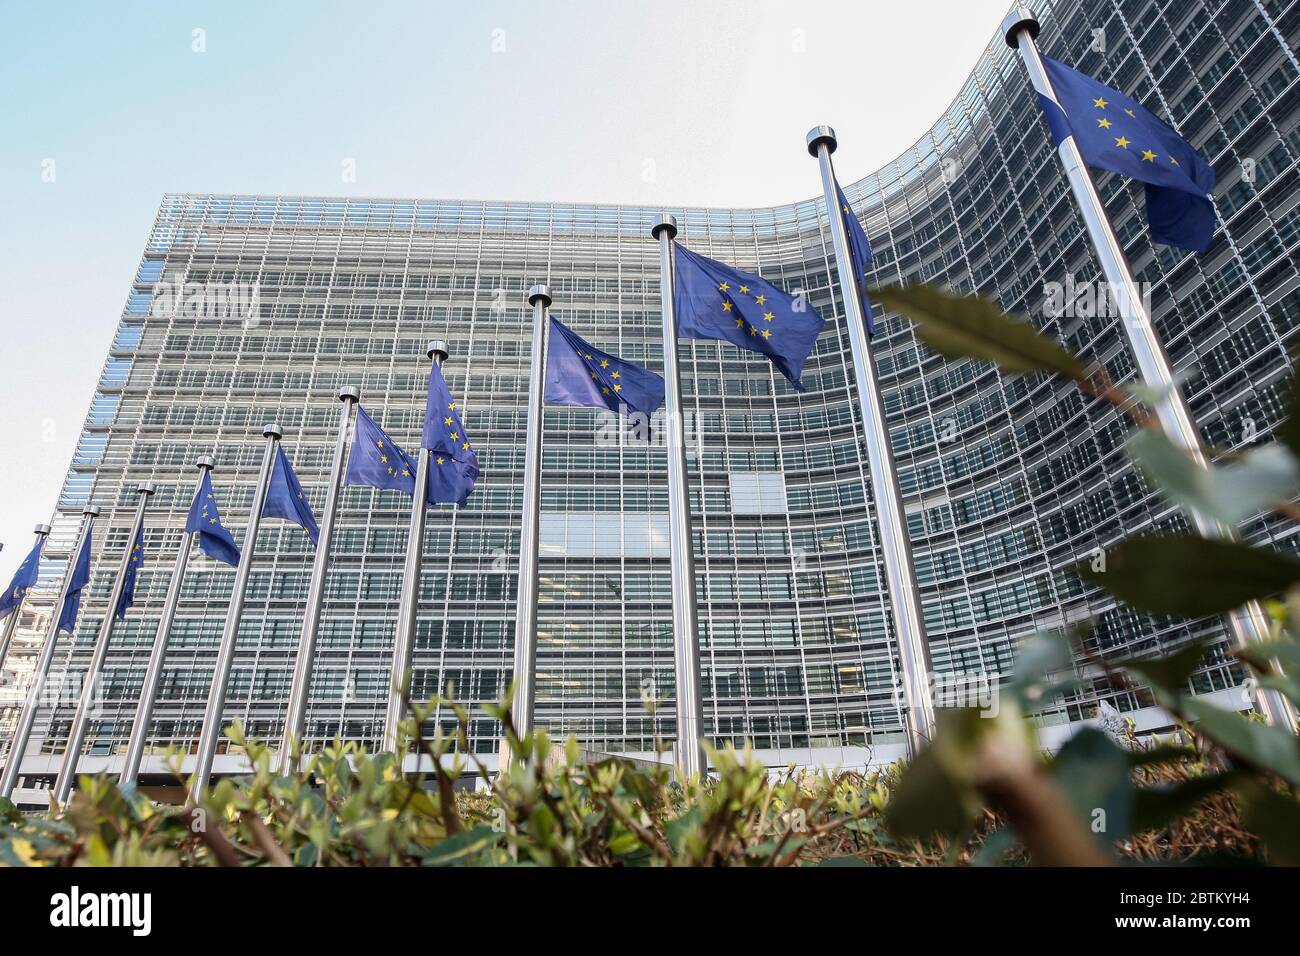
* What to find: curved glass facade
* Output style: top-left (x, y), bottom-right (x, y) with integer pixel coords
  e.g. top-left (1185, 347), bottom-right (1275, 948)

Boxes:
top-left (3, 0), bottom-right (1300, 776)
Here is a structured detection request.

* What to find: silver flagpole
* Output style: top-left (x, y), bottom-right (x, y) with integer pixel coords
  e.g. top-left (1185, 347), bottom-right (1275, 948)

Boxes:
top-left (807, 128), bottom-right (937, 758)
top-left (121, 456), bottom-right (215, 786)
top-left (0, 506), bottom-right (100, 799)
top-left (278, 386), bottom-right (360, 774)
top-left (651, 215), bottom-right (706, 778)
top-left (382, 341), bottom-right (444, 755)
top-left (1004, 7), bottom-right (1295, 730)
top-left (504, 285), bottom-right (550, 765)
top-left (191, 424), bottom-right (283, 797)
top-left (53, 482), bottom-right (155, 804)
top-left (0, 524), bottom-right (52, 672)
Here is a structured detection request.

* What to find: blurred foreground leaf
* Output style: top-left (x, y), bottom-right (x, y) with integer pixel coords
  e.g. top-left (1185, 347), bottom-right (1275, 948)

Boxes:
top-left (1079, 536), bottom-right (1300, 617)
top-left (874, 285), bottom-right (1085, 379)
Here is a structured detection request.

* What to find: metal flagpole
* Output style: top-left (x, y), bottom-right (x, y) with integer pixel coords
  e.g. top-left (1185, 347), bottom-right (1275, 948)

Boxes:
top-left (382, 341), bottom-right (444, 755)
top-left (504, 285), bottom-right (551, 764)
top-left (1004, 7), bottom-right (1295, 730)
top-left (0, 506), bottom-right (100, 799)
top-left (278, 386), bottom-right (360, 775)
top-left (53, 483), bottom-right (155, 804)
top-left (120, 457), bottom-right (214, 786)
top-left (191, 424), bottom-right (283, 797)
top-left (651, 215), bottom-right (707, 778)
top-left (807, 128), bottom-right (937, 758)
top-left (0, 524), bottom-right (52, 672)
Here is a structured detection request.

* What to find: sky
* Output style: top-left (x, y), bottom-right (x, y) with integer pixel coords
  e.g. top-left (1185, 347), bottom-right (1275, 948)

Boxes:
top-left (0, 0), bottom-right (1013, 582)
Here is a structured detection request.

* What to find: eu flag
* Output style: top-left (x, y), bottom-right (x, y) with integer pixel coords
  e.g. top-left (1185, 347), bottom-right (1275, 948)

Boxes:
top-left (346, 405), bottom-right (418, 495)
top-left (0, 535), bottom-right (45, 620)
top-left (836, 180), bottom-right (876, 336)
top-left (114, 526), bottom-right (144, 619)
top-left (544, 316), bottom-right (665, 417)
top-left (421, 362), bottom-right (479, 506)
top-left (1037, 54), bottom-right (1216, 252)
top-left (262, 446), bottom-right (320, 545)
top-left (186, 469), bottom-right (240, 567)
top-left (673, 243), bottom-right (825, 391)
top-left (57, 524), bottom-right (93, 634)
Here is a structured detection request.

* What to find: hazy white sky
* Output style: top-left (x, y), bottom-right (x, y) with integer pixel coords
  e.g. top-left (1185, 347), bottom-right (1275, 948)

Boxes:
top-left (0, 0), bottom-right (1013, 581)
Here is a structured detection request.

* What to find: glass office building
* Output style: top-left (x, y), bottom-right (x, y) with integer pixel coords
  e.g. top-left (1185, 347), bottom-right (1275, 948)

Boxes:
top-left (3, 0), bottom-right (1299, 786)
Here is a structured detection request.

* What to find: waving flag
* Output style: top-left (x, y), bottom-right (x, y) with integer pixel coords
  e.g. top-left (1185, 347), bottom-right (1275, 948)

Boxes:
top-left (114, 526), bottom-right (145, 619)
top-left (1037, 54), bottom-right (1216, 252)
top-left (56, 524), bottom-right (93, 634)
top-left (544, 316), bottom-right (665, 417)
top-left (186, 469), bottom-right (240, 566)
top-left (673, 243), bottom-right (825, 391)
top-left (0, 535), bottom-right (44, 620)
top-left (346, 405), bottom-right (418, 495)
top-left (836, 180), bottom-right (876, 336)
top-left (263, 446), bottom-right (320, 545)
top-left (422, 362), bottom-right (479, 506)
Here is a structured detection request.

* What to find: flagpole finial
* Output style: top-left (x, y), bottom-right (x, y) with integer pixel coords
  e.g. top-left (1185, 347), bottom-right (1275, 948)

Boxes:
top-left (806, 125), bottom-right (838, 156)
top-left (427, 340), bottom-right (448, 364)
top-left (263, 423), bottom-right (283, 440)
top-left (136, 482), bottom-right (156, 496)
top-left (338, 385), bottom-right (361, 403)
top-left (651, 214), bottom-right (678, 241)
top-left (527, 284), bottom-right (552, 307)
top-left (195, 455), bottom-right (216, 471)
top-left (82, 506), bottom-right (100, 517)
top-left (1003, 7), bottom-right (1040, 47)
top-left (34, 523), bottom-right (51, 536)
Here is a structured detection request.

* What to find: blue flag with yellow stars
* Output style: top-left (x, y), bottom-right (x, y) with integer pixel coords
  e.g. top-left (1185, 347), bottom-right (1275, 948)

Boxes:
top-left (186, 469), bottom-right (240, 566)
top-left (114, 525), bottom-right (144, 619)
top-left (422, 362), bottom-right (479, 506)
top-left (346, 405), bottom-right (418, 495)
top-left (672, 243), bottom-right (825, 391)
top-left (544, 316), bottom-right (666, 417)
top-left (0, 534), bottom-right (45, 620)
top-left (57, 523), bottom-right (93, 634)
top-left (1037, 54), bottom-right (1216, 252)
top-left (836, 180), bottom-right (876, 336)
top-left (262, 446), bottom-right (320, 545)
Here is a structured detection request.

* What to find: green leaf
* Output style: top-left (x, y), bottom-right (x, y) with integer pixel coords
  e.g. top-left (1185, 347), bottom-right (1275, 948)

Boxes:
top-left (873, 284), bottom-right (1085, 380)
top-left (884, 740), bottom-right (979, 840)
top-left (1127, 744), bottom-right (1202, 770)
top-left (816, 855), bottom-right (869, 867)
top-left (1183, 698), bottom-right (1300, 786)
top-left (1127, 430), bottom-right (1300, 527)
top-left (1131, 772), bottom-right (1240, 834)
top-left (1049, 729), bottom-right (1133, 845)
top-left (1275, 352), bottom-right (1300, 461)
top-left (1079, 535), bottom-right (1300, 617)
top-left (883, 712), bottom-right (993, 842)
top-left (1115, 642), bottom-right (1208, 705)
top-left (1256, 673), bottom-right (1300, 705)
top-left (1006, 630), bottom-right (1078, 708)
top-left (1236, 635), bottom-right (1300, 679)
top-left (1123, 372), bottom-right (1193, 410)
top-left (664, 806), bottom-right (702, 854)
top-left (1238, 782), bottom-right (1300, 866)
top-left (421, 825), bottom-right (500, 866)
